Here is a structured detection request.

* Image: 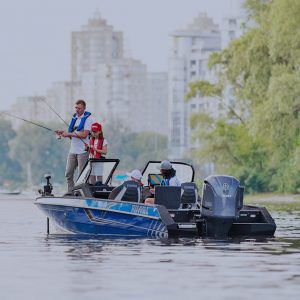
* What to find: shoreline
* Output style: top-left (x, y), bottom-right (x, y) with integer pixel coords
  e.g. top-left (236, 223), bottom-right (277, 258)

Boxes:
top-left (245, 194), bottom-right (300, 211)
top-left (245, 193), bottom-right (300, 203)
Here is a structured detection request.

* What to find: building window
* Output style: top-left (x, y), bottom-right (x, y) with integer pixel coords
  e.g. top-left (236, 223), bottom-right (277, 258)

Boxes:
top-left (191, 37), bottom-right (197, 46)
top-left (198, 103), bottom-right (204, 110)
top-left (190, 71), bottom-right (196, 77)
top-left (229, 19), bottom-right (237, 26)
top-left (229, 31), bottom-right (236, 40)
top-left (190, 60), bottom-right (196, 67)
top-left (112, 37), bottom-right (119, 58)
top-left (199, 60), bottom-right (203, 73)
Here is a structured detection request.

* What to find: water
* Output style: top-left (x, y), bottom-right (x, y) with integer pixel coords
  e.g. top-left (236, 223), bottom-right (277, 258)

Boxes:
top-left (0, 195), bottom-right (299, 300)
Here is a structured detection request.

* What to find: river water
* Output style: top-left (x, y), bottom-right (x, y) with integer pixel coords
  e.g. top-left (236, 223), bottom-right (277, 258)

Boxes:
top-left (0, 195), bottom-right (299, 300)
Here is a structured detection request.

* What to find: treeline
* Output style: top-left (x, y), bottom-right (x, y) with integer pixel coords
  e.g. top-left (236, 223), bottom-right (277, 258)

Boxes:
top-left (0, 119), bottom-right (70, 188)
top-left (0, 118), bottom-right (167, 189)
top-left (186, 0), bottom-right (300, 193)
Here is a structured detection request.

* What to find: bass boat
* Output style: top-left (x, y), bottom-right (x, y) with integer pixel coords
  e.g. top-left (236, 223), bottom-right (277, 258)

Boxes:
top-left (35, 159), bottom-right (276, 238)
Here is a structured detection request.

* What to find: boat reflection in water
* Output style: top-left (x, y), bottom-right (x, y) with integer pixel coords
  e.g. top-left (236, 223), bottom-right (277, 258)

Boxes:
top-left (35, 159), bottom-right (276, 238)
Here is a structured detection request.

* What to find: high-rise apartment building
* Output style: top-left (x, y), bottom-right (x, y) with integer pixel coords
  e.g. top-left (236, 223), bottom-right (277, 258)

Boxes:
top-left (168, 13), bottom-right (221, 158)
top-left (93, 58), bottom-right (148, 131)
top-left (222, 0), bottom-right (246, 48)
top-left (46, 81), bottom-right (83, 121)
top-left (71, 13), bottom-right (168, 133)
top-left (146, 72), bottom-right (169, 135)
top-left (221, 0), bottom-right (247, 122)
top-left (71, 11), bottom-right (123, 82)
top-left (9, 12), bottom-right (168, 136)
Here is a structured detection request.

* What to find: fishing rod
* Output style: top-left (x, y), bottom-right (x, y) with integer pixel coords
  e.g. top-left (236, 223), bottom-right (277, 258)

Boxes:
top-left (41, 98), bottom-right (69, 128)
top-left (41, 99), bottom-right (88, 146)
top-left (1, 111), bottom-right (55, 132)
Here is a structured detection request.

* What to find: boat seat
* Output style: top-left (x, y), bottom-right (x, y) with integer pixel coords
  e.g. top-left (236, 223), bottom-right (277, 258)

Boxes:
top-left (154, 186), bottom-right (181, 209)
top-left (108, 180), bottom-right (141, 203)
top-left (180, 182), bottom-right (199, 209)
top-left (72, 183), bottom-right (93, 197)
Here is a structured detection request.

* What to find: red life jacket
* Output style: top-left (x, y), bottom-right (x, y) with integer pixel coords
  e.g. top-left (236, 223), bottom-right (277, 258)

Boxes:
top-left (89, 137), bottom-right (104, 158)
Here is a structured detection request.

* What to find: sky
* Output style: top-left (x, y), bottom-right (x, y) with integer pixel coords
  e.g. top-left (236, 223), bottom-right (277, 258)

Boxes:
top-left (0, 0), bottom-right (242, 110)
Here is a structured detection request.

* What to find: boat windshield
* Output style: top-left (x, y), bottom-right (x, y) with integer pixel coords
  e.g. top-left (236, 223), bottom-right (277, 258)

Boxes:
top-left (141, 161), bottom-right (194, 186)
top-left (75, 159), bottom-right (119, 186)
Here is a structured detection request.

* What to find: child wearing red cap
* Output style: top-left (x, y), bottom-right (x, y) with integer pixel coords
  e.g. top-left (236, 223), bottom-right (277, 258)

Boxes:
top-left (87, 122), bottom-right (108, 184)
top-left (88, 122), bottom-right (107, 158)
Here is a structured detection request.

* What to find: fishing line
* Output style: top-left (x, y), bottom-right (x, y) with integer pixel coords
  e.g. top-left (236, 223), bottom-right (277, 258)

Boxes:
top-left (41, 99), bottom-right (88, 146)
top-left (41, 98), bottom-right (69, 128)
top-left (1, 111), bottom-right (55, 132)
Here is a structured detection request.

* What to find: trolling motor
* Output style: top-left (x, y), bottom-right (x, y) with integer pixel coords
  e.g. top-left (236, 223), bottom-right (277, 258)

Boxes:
top-left (41, 173), bottom-right (53, 196)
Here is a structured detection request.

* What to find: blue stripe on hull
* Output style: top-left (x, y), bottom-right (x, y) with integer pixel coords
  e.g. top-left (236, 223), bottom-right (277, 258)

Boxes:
top-left (36, 203), bottom-right (167, 238)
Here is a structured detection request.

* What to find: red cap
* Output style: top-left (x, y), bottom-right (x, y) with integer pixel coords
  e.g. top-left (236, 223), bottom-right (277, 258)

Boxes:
top-left (91, 122), bottom-right (102, 132)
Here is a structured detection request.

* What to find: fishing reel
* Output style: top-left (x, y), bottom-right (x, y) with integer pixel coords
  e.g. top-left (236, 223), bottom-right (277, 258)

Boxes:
top-left (41, 173), bottom-right (53, 196)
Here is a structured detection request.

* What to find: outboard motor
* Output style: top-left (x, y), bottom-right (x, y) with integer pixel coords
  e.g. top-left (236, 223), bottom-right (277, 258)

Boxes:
top-left (201, 175), bottom-right (244, 238)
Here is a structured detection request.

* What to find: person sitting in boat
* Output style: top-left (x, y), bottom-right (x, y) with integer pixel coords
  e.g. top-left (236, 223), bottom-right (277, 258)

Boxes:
top-left (126, 169), bottom-right (143, 185)
top-left (159, 160), bottom-right (181, 187)
top-left (108, 169), bottom-right (143, 202)
top-left (144, 160), bottom-right (181, 204)
top-left (86, 122), bottom-right (108, 185)
top-left (126, 169), bottom-right (154, 202)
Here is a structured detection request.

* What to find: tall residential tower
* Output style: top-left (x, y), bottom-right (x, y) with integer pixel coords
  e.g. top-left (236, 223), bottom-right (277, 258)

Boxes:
top-left (71, 11), bottom-right (123, 82)
top-left (168, 13), bottom-right (221, 158)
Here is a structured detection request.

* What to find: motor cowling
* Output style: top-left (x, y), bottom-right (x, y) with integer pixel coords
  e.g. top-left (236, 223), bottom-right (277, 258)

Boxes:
top-left (201, 175), bottom-right (244, 237)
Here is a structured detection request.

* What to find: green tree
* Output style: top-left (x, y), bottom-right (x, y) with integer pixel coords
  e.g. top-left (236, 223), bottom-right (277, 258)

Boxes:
top-left (121, 132), bottom-right (168, 169)
top-left (0, 118), bottom-right (22, 188)
top-left (186, 0), bottom-right (300, 193)
top-left (105, 121), bottom-right (168, 170)
top-left (10, 123), bottom-right (69, 186)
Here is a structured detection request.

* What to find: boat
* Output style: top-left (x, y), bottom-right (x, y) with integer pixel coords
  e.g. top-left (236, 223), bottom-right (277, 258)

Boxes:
top-left (35, 159), bottom-right (276, 238)
top-left (0, 188), bottom-right (21, 195)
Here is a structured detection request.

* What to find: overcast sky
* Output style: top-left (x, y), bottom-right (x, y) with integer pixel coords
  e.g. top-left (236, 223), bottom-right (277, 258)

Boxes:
top-left (0, 0), bottom-right (243, 110)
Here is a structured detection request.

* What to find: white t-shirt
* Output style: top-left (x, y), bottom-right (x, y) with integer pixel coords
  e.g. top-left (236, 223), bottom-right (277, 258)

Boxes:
top-left (169, 176), bottom-right (181, 186)
top-left (69, 113), bottom-right (93, 154)
top-left (162, 176), bottom-right (181, 187)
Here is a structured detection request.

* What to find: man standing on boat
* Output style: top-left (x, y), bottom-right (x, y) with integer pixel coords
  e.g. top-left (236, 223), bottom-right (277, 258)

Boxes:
top-left (56, 99), bottom-right (93, 193)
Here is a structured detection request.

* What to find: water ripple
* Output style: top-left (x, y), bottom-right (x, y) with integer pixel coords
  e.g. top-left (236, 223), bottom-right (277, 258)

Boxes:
top-left (0, 197), bottom-right (299, 300)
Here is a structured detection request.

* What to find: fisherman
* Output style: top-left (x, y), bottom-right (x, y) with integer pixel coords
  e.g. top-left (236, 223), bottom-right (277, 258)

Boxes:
top-left (144, 160), bottom-right (181, 204)
top-left (56, 99), bottom-right (93, 193)
top-left (86, 122), bottom-right (108, 185)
